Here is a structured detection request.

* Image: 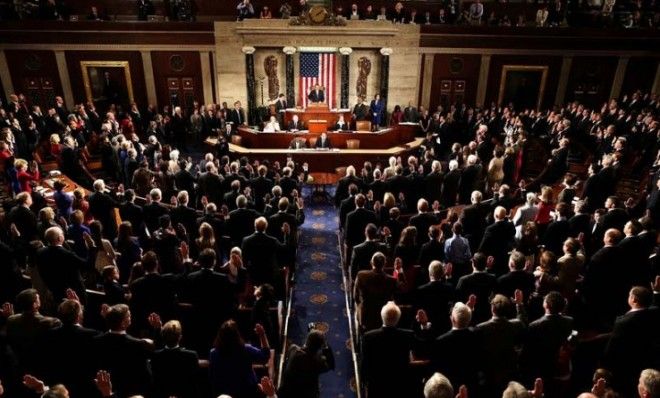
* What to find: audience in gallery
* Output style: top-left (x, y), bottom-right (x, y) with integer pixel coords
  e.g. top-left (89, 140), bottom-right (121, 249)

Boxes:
top-left (0, 81), bottom-right (659, 398)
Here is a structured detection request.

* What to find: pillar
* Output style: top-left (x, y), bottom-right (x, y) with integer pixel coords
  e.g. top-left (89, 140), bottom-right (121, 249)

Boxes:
top-left (0, 51), bottom-right (14, 102)
top-left (54, 50), bottom-right (74, 110)
top-left (555, 56), bottom-right (573, 106)
top-left (242, 46), bottom-right (257, 126)
top-left (140, 50), bottom-right (158, 107)
top-left (379, 48), bottom-right (393, 124)
top-left (476, 54), bottom-right (491, 108)
top-left (283, 46), bottom-right (296, 108)
top-left (200, 51), bottom-right (213, 106)
top-left (610, 56), bottom-right (629, 100)
top-left (339, 47), bottom-right (352, 109)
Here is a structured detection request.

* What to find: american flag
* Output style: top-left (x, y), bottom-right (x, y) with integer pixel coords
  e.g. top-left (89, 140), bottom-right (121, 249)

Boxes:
top-left (299, 52), bottom-right (336, 108)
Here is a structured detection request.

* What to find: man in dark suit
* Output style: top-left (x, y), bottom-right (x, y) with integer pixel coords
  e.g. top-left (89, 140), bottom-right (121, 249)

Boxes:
top-left (170, 190), bottom-right (198, 239)
top-left (568, 200), bottom-right (592, 239)
top-left (409, 199), bottom-right (441, 246)
top-left (152, 320), bottom-right (200, 398)
top-left (618, 220), bottom-right (651, 289)
top-left (350, 224), bottom-right (389, 280)
top-left (460, 190), bottom-right (489, 251)
top-left (339, 183), bottom-right (359, 230)
top-left (478, 206), bottom-right (515, 276)
top-left (431, 302), bottom-right (478, 391)
top-left (441, 160), bottom-right (461, 208)
top-left (251, 165), bottom-right (274, 212)
top-left (268, 197), bottom-right (305, 243)
top-left (603, 286), bottom-right (660, 397)
top-left (287, 115), bottom-right (305, 131)
top-left (354, 253), bottom-right (401, 332)
top-left (278, 167), bottom-right (300, 198)
top-left (227, 195), bottom-right (261, 248)
top-left (274, 93), bottom-right (288, 115)
top-left (351, 96), bottom-right (369, 125)
top-left (119, 189), bottom-right (146, 237)
top-left (307, 84), bottom-right (325, 103)
top-left (496, 250), bottom-right (535, 299)
top-left (129, 251), bottom-right (177, 332)
top-left (456, 253), bottom-right (497, 324)
top-left (458, 156), bottom-right (481, 204)
top-left (542, 202), bottom-right (571, 256)
top-left (361, 301), bottom-right (423, 397)
top-left (314, 132), bottom-right (332, 149)
top-left (5, 289), bottom-right (61, 376)
top-left (424, 160), bottom-right (444, 204)
top-left (415, 261), bottom-right (454, 335)
top-left (143, 188), bottom-right (170, 235)
top-left (344, 194), bottom-right (378, 261)
top-left (94, 304), bottom-right (153, 397)
top-left (88, 179), bottom-right (120, 239)
top-left (241, 216), bottom-right (290, 286)
top-left (418, 225), bottom-right (445, 270)
top-left (197, 162), bottom-right (225, 206)
top-left (602, 196), bottom-right (630, 232)
top-left (182, 249), bottom-right (235, 356)
top-left (582, 228), bottom-right (625, 328)
top-left (45, 299), bottom-right (100, 397)
top-left (520, 292), bottom-right (573, 386)
top-left (474, 294), bottom-right (526, 395)
top-left (228, 101), bottom-right (246, 126)
top-left (174, 160), bottom-right (197, 205)
top-left (36, 226), bottom-right (96, 305)
top-left (335, 166), bottom-right (363, 207)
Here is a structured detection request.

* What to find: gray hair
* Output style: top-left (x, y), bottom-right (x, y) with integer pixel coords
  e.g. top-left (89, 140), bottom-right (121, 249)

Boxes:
top-left (428, 261), bottom-right (444, 281)
top-left (380, 301), bottom-right (401, 327)
top-left (640, 369), bottom-right (660, 398)
top-left (502, 381), bottom-right (531, 398)
top-left (93, 179), bottom-right (105, 192)
top-left (526, 192), bottom-right (537, 205)
top-left (451, 302), bottom-right (472, 329)
top-left (448, 160), bottom-right (459, 171)
top-left (424, 372), bottom-right (454, 398)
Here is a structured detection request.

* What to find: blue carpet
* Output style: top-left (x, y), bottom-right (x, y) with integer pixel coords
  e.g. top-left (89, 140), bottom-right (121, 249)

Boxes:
top-left (287, 187), bottom-right (357, 398)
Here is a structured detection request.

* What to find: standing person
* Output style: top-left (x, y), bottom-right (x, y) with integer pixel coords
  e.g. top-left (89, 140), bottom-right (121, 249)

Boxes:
top-left (171, 106), bottom-right (187, 151)
top-left (209, 320), bottom-right (271, 398)
top-left (278, 329), bottom-right (335, 398)
top-left (370, 94), bottom-right (384, 130)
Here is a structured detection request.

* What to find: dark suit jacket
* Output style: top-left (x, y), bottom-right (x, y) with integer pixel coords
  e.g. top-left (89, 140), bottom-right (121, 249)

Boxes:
top-left (307, 89), bottom-right (325, 103)
top-left (354, 270), bottom-right (398, 331)
top-left (424, 171), bottom-right (444, 203)
top-left (183, 268), bottom-right (235, 325)
top-left (350, 240), bottom-right (389, 280)
top-left (418, 239), bottom-right (445, 270)
top-left (345, 207), bottom-right (378, 247)
top-left (250, 176), bottom-right (274, 211)
top-left (602, 207), bottom-right (629, 232)
top-left (409, 212), bottom-right (440, 245)
top-left (496, 270), bottom-right (535, 299)
top-left (7, 205), bottom-right (38, 242)
top-left (460, 203), bottom-right (488, 249)
top-left (475, 317), bottom-right (525, 388)
top-left (45, 324), bottom-right (100, 397)
top-left (568, 213), bottom-right (591, 239)
top-left (441, 169), bottom-right (461, 207)
top-left (229, 108), bottom-right (246, 126)
top-left (361, 326), bottom-right (417, 396)
top-left (604, 307), bottom-right (660, 393)
top-left (542, 219), bottom-right (570, 256)
top-left (268, 210), bottom-right (304, 243)
top-left (314, 136), bottom-right (332, 148)
top-left (5, 313), bottom-right (61, 374)
top-left (415, 280), bottom-right (454, 334)
top-left (335, 175), bottom-right (363, 207)
top-left (227, 208), bottom-right (260, 247)
top-left (170, 205), bottom-right (198, 239)
top-left (287, 120), bottom-right (305, 131)
top-left (120, 202), bottom-right (146, 236)
top-left (142, 202), bottom-right (170, 234)
top-left (520, 314), bottom-right (573, 379)
top-left (478, 220), bottom-right (515, 275)
top-left (152, 346), bottom-right (200, 398)
top-left (339, 195), bottom-right (356, 229)
top-left (88, 191), bottom-right (120, 238)
top-left (129, 273), bottom-right (177, 326)
top-left (458, 165), bottom-right (481, 204)
top-left (94, 332), bottom-right (153, 397)
top-left (241, 231), bottom-right (287, 285)
top-left (36, 245), bottom-right (91, 303)
top-left (582, 245), bottom-right (626, 322)
top-left (456, 271), bottom-right (497, 324)
top-left (432, 328), bottom-right (478, 389)
top-left (197, 172), bottom-right (224, 206)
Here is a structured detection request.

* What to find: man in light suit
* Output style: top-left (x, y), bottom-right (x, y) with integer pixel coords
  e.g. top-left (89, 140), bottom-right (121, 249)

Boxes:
top-left (315, 132), bottom-right (332, 149)
top-left (307, 84), bottom-right (325, 103)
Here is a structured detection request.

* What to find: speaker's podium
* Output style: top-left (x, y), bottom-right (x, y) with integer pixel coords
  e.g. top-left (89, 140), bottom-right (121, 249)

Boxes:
top-left (308, 119), bottom-right (327, 134)
top-left (284, 103), bottom-right (352, 131)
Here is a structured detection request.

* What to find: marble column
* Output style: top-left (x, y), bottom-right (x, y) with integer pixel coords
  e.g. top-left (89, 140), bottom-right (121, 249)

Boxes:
top-left (283, 46), bottom-right (296, 108)
top-left (476, 55), bottom-right (491, 108)
top-left (610, 56), bottom-right (629, 100)
top-left (54, 51), bottom-right (74, 110)
top-left (242, 46), bottom-right (257, 126)
top-left (140, 50), bottom-right (158, 107)
top-left (0, 51), bottom-right (14, 102)
top-left (339, 47), bottom-right (352, 109)
top-left (380, 48), bottom-right (393, 124)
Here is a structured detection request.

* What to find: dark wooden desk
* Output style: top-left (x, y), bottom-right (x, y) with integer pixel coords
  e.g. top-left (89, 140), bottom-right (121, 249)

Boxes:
top-left (236, 125), bottom-right (418, 150)
top-left (284, 107), bottom-right (352, 130)
top-left (38, 174), bottom-right (90, 205)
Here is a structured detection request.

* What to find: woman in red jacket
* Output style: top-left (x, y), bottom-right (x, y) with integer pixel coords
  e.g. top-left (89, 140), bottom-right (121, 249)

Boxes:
top-left (15, 158), bottom-right (39, 193)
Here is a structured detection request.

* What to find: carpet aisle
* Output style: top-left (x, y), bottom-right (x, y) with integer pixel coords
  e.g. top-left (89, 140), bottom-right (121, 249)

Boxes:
top-left (286, 187), bottom-right (357, 398)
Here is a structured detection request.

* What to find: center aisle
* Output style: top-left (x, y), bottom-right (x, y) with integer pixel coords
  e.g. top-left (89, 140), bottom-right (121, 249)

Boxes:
top-left (285, 187), bottom-right (357, 398)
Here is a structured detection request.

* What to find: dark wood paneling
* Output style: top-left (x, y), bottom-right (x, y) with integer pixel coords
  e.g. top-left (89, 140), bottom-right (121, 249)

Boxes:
top-left (150, 51), bottom-right (203, 108)
top-left (565, 56), bottom-right (618, 107)
top-left (621, 57), bottom-right (658, 95)
top-left (4, 50), bottom-right (63, 109)
top-left (64, 51), bottom-right (147, 110)
top-left (486, 55), bottom-right (562, 109)
top-left (428, 54), bottom-right (481, 110)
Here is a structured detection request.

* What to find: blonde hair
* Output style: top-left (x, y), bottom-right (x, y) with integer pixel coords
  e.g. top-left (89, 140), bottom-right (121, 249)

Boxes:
top-left (540, 185), bottom-right (554, 204)
top-left (383, 192), bottom-right (396, 208)
top-left (14, 158), bottom-right (28, 170)
top-left (50, 134), bottom-right (61, 144)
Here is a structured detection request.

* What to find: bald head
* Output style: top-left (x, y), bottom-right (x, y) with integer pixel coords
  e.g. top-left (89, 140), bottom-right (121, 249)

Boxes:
top-left (494, 206), bottom-right (507, 221)
top-left (255, 217), bottom-right (268, 232)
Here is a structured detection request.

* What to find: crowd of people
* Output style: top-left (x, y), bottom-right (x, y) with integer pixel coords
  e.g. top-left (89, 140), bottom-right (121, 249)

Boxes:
top-left (0, 82), bottom-right (659, 398)
top-left (1, 0), bottom-right (659, 28)
top-left (331, 91), bottom-right (660, 397)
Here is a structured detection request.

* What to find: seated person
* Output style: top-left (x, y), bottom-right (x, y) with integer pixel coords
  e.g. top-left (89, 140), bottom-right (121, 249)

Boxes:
top-left (333, 115), bottom-right (349, 131)
top-left (315, 132), bottom-right (332, 149)
top-left (289, 137), bottom-right (308, 149)
top-left (263, 116), bottom-right (280, 132)
top-left (308, 84), bottom-right (325, 103)
top-left (287, 115), bottom-right (305, 132)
